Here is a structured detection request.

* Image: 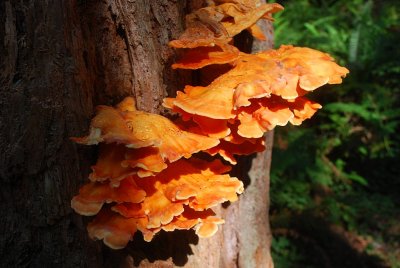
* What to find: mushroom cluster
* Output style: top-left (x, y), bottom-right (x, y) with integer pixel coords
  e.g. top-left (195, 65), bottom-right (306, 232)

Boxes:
top-left (169, 1), bottom-right (283, 69)
top-left (72, 97), bottom-right (243, 249)
top-left (72, 0), bottom-right (348, 249)
top-left (165, 45), bottom-right (349, 164)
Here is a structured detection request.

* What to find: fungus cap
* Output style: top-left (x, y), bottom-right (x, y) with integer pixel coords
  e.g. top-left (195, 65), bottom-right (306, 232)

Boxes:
top-left (71, 176), bottom-right (146, 216)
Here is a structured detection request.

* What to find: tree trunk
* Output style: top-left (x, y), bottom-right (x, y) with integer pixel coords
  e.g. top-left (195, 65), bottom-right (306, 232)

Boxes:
top-left (0, 1), bottom-right (274, 267)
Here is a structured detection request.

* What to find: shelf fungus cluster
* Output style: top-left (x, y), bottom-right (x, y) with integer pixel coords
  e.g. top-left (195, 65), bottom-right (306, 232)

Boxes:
top-left (72, 0), bottom-right (348, 249)
top-left (72, 98), bottom-right (243, 249)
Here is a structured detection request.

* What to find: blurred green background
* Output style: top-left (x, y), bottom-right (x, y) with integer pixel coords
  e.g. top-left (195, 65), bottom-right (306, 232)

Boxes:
top-left (269, 0), bottom-right (400, 267)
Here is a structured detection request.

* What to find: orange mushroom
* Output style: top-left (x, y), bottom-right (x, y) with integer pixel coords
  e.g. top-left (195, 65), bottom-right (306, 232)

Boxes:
top-left (87, 209), bottom-right (151, 249)
top-left (169, 1), bottom-right (283, 69)
top-left (112, 205), bottom-right (225, 240)
top-left (90, 207), bottom-right (224, 247)
top-left (72, 0), bottom-right (349, 250)
top-left (257, 45), bottom-right (349, 99)
top-left (120, 105), bottom-right (219, 162)
top-left (87, 144), bottom-right (167, 186)
top-left (164, 98), bottom-right (231, 139)
top-left (288, 97), bottom-right (322, 125)
top-left (214, 2), bottom-right (283, 37)
top-left (236, 96), bottom-right (322, 138)
top-left (237, 99), bottom-right (294, 138)
top-left (165, 53), bottom-right (278, 120)
top-left (161, 159), bottom-right (243, 211)
top-left (88, 144), bottom-right (135, 185)
top-left (166, 45), bottom-right (348, 127)
top-left (83, 157), bottom-right (241, 247)
top-left (71, 105), bottom-right (151, 147)
top-left (165, 84), bottom-right (236, 120)
top-left (121, 147), bottom-right (167, 177)
top-left (180, 1), bottom-right (282, 41)
top-left (169, 22), bottom-right (230, 50)
top-left (162, 207), bottom-right (224, 238)
top-left (73, 97), bottom-right (219, 162)
top-left (234, 79), bottom-right (273, 108)
top-left (248, 24), bottom-right (266, 40)
top-left (71, 176), bottom-right (146, 216)
top-left (172, 43), bottom-right (240, 70)
top-left (206, 138), bottom-right (265, 164)
top-left (112, 158), bottom-right (242, 228)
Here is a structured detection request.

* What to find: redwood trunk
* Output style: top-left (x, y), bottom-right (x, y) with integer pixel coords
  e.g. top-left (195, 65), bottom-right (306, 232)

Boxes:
top-left (0, 1), bottom-right (274, 267)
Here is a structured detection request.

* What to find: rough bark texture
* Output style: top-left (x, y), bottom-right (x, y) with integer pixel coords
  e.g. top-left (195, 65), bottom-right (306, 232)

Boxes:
top-left (0, 1), bottom-right (273, 267)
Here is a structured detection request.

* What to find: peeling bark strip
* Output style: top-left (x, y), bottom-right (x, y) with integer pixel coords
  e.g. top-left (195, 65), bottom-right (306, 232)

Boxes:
top-left (0, 0), bottom-right (273, 267)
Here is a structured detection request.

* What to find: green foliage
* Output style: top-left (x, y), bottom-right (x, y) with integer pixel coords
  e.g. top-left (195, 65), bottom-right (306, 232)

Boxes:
top-left (269, 0), bottom-right (400, 266)
top-left (272, 236), bottom-right (310, 268)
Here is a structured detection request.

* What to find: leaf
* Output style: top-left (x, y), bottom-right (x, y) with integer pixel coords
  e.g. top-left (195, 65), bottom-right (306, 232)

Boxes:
top-left (346, 172), bottom-right (368, 186)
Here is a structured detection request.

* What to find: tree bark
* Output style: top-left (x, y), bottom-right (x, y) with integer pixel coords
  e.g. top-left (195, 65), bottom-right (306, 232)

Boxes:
top-left (0, 1), bottom-right (273, 267)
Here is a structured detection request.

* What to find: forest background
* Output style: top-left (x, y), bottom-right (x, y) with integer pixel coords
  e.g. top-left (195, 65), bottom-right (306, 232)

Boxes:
top-left (269, 0), bottom-right (400, 267)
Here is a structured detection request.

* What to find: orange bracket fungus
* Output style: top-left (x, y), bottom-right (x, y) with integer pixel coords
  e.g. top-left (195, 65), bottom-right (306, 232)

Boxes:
top-left (169, 1), bottom-right (283, 69)
top-left (72, 0), bottom-right (348, 249)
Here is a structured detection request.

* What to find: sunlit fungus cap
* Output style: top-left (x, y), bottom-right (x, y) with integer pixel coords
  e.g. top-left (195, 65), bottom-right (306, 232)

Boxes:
top-left (167, 45), bottom-right (347, 124)
top-left (73, 97), bottom-right (219, 163)
top-left (120, 106), bottom-right (219, 162)
top-left (165, 84), bottom-right (236, 120)
top-left (164, 52), bottom-right (285, 120)
top-left (169, 1), bottom-right (282, 69)
top-left (114, 158), bottom-right (242, 229)
top-left (260, 45), bottom-right (349, 98)
top-left (164, 99), bottom-right (231, 139)
top-left (71, 105), bottom-right (151, 147)
top-left (214, 2), bottom-right (283, 37)
top-left (162, 159), bottom-right (244, 211)
top-left (170, 1), bottom-right (281, 47)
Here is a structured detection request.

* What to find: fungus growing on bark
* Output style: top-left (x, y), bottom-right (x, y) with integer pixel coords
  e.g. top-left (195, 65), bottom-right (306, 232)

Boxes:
top-left (109, 158), bottom-right (242, 228)
top-left (87, 207), bottom-right (225, 249)
top-left (166, 208), bottom-right (225, 238)
top-left (164, 97), bottom-right (231, 139)
top-left (206, 138), bottom-right (265, 164)
top-left (166, 45), bottom-right (348, 140)
top-left (87, 209), bottom-right (142, 250)
top-left (72, 158), bottom-right (241, 248)
top-left (171, 44), bottom-right (240, 70)
top-left (72, 0), bottom-right (349, 250)
top-left (71, 96), bottom-right (244, 248)
top-left (88, 144), bottom-right (137, 184)
top-left (71, 176), bottom-right (146, 216)
top-left (169, 1), bottom-right (283, 69)
top-left (87, 144), bottom-right (168, 187)
top-left (73, 97), bottom-right (219, 166)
